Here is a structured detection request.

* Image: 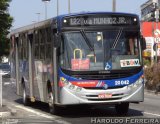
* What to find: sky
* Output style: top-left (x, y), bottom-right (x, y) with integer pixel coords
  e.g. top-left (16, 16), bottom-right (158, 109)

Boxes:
top-left (9, 0), bottom-right (147, 29)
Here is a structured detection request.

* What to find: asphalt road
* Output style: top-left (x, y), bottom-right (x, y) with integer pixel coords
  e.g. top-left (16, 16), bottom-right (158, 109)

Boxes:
top-left (1, 77), bottom-right (160, 124)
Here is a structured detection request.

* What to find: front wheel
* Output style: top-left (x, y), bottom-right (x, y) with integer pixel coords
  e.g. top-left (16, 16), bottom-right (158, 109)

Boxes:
top-left (22, 84), bottom-right (30, 106)
top-left (48, 92), bottom-right (59, 115)
top-left (115, 102), bottom-right (129, 115)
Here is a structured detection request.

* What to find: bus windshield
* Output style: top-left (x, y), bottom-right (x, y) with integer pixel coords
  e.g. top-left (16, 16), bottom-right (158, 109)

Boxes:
top-left (60, 30), bottom-right (142, 71)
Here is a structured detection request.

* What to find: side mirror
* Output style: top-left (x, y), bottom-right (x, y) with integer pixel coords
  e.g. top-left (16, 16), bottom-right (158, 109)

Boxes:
top-left (140, 36), bottom-right (146, 50)
top-left (54, 33), bottom-right (61, 48)
top-left (153, 43), bottom-right (158, 51)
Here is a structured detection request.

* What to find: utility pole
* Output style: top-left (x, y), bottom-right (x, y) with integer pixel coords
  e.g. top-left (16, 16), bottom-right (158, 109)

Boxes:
top-left (155, 0), bottom-right (159, 63)
top-left (36, 13), bottom-right (40, 22)
top-left (112, 0), bottom-right (116, 12)
top-left (68, 0), bottom-right (71, 14)
top-left (45, 2), bottom-right (48, 19)
top-left (57, 0), bottom-right (59, 16)
top-left (0, 70), bottom-right (2, 107)
top-left (42, 0), bottom-right (50, 19)
top-left (151, 22), bottom-right (154, 65)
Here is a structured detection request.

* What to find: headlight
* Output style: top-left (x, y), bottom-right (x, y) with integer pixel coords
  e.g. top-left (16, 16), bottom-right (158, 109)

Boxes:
top-left (60, 77), bottom-right (82, 92)
top-left (128, 77), bottom-right (143, 88)
top-left (61, 77), bottom-right (69, 86)
top-left (76, 87), bottom-right (82, 92)
top-left (136, 77), bottom-right (143, 85)
top-left (69, 84), bottom-right (75, 90)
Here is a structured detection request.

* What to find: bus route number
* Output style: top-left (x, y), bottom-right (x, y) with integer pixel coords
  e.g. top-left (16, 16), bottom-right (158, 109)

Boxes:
top-left (115, 80), bottom-right (129, 86)
top-left (69, 17), bottom-right (131, 26)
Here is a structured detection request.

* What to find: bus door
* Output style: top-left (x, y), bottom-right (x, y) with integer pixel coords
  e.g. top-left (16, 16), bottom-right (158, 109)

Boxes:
top-left (33, 28), bottom-right (53, 102)
top-left (13, 36), bottom-right (21, 95)
top-left (28, 33), bottom-right (34, 101)
top-left (18, 34), bottom-right (30, 97)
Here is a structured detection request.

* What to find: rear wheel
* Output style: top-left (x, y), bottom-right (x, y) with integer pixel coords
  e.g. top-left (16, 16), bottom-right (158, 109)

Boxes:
top-left (115, 102), bottom-right (129, 115)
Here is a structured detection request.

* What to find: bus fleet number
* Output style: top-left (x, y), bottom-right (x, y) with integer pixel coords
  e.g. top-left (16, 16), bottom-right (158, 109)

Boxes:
top-left (115, 80), bottom-right (129, 86)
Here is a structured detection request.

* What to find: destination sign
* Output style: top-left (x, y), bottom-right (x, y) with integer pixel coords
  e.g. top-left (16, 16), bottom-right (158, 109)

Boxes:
top-left (62, 14), bottom-right (138, 27)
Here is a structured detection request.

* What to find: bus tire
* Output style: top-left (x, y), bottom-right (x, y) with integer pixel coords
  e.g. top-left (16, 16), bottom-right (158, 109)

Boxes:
top-left (115, 102), bottom-right (129, 115)
top-left (22, 84), bottom-right (30, 106)
top-left (48, 92), bottom-right (58, 115)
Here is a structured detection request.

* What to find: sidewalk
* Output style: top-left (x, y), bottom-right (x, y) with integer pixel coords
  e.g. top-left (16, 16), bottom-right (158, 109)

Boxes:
top-left (0, 105), bottom-right (12, 118)
top-left (144, 88), bottom-right (160, 95)
top-left (0, 101), bottom-right (16, 118)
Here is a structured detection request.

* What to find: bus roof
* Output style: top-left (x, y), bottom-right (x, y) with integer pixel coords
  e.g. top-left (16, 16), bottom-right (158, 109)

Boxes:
top-left (9, 12), bottom-right (139, 36)
top-left (56, 11), bottom-right (139, 20)
top-left (9, 18), bottom-right (53, 36)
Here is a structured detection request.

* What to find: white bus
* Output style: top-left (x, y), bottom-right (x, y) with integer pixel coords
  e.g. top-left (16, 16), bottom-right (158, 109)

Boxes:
top-left (10, 12), bottom-right (146, 115)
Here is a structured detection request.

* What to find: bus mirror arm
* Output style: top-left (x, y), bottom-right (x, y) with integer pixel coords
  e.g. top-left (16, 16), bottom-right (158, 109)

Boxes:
top-left (54, 33), bottom-right (61, 48)
top-left (140, 36), bottom-right (146, 50)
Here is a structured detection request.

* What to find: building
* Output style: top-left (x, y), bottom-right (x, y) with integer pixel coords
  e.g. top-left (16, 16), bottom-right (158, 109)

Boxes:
top-left (141, 22), bottom-right (160, 60)
top-left (141, 0), bottom-right (160, 21)
top-left (141, 0), bottom-right (160, 62)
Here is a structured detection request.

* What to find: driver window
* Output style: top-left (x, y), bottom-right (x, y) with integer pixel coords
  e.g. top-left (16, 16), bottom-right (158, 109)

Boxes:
top-left (128, 37), bottom-right (138, 55)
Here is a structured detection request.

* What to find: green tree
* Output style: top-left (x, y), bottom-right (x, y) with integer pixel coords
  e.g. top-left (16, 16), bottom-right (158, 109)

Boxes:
top-left (0, 0), bottom-right (13, 60)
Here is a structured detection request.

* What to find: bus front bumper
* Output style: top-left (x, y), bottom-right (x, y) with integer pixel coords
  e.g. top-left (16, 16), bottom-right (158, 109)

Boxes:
top-left (59, 83), bottom-right (144, 105)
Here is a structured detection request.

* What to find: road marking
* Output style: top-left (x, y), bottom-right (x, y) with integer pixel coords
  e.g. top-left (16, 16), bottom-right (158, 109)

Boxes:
top-left (14, 105), bottom-right (71, 124)
top-left (4, 99), bottom-right (71, 124)
top-left (4, 82), bottom-right (10, 85)
top-left (143, 112), bottom-right (160, 117)
top-left (2, 99), bottom-right (71, 124)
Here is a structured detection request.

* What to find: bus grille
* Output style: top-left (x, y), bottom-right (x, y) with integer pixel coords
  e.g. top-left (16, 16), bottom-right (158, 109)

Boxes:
top-left (83, 86), bottom-right (124, 90)
top-left (61, 67), bottom-right (142, 80)
top-left (72, 72), bottom-right (134, 80)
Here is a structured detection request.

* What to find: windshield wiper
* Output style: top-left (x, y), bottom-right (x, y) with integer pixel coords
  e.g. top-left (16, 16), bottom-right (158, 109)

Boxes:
top-left (80, 30), bottom-right (97, 62)
top-left (112, 28), bottom-right (123, 49)
top-left (80, 30), bottom-right (94, 52)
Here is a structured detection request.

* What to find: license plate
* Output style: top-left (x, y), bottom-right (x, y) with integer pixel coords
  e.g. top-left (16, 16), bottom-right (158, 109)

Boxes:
top-left (98, 93), bottom-right (112, 98)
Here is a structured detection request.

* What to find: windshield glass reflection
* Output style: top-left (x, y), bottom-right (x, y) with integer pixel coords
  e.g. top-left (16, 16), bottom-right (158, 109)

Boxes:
top-left (60, 30), bottom-right (141, 71)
